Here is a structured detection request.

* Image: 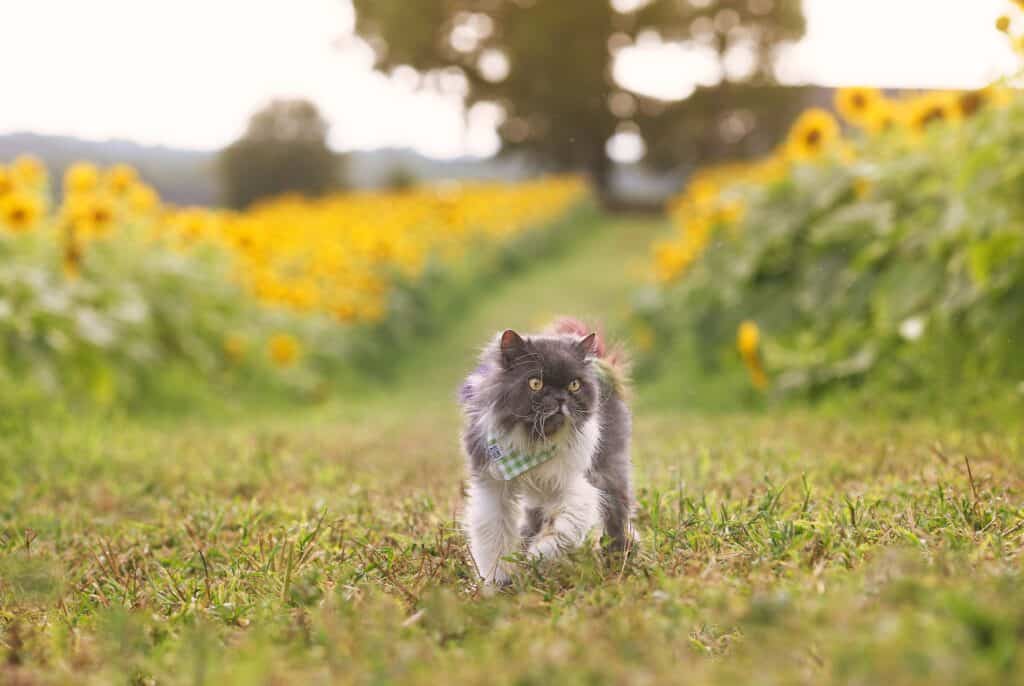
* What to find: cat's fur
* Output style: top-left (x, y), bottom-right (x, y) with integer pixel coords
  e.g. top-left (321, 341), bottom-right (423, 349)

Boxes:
top-left (459, 317), bottom-right (633, 585)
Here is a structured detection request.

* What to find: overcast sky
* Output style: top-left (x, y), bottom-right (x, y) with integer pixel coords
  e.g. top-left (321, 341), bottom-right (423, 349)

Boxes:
top-left (1, 0), bottom-right (1018, 158)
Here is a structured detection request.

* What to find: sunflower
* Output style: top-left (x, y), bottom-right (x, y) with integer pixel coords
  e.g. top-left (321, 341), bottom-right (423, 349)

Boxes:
top-left (653, 241), bottom-right (687, 283)
top-left (736, 321), bottom-right (767, 390)
top-left (64, 162), bottom-right (100, 194)
top-left (713, 200), bottom-right (746, 225)
top-left (957, 86), bottom-right (1013, 118)
top-left (332, 301), bottom-right (358, 323)
top-left (357, 296), bottom-right (386, 323)
top-left (12, 155), bottom-right (46, 188)
top-left (737, 321), bottom-right (760, 359)
top-left (785, 109), bottom-right (842, 161)
top-left (62, 231), bottom-right (84, 279)
top-left (0, 192), bottom-right (44, 232)
top-left (64, 193), bottom-right (117, 238)
top-left (128, 183), bottom-right (160, 214)
top-left (903, 92), bottom-right (960, 135)
top-left (105, 164), bottom-right (138, 195)
top-left (957, 91), bottom-right (986, 118)
top-left (87, 198), bottom-right (117, 237)
top-left (0, 167), bottom-right (13, 197)
top-left (835, 87), bottom-right (884, 128)
top-left (268, 333), bottom-right (301, 367)
top-left (168, 208), bottom-right (213, 246)
top-left (862, 99), bottom-right (897, 134)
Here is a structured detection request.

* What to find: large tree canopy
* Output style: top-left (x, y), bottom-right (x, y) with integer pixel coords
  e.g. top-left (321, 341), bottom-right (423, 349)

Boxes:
top-left (351, 0), bottom-right (805, 193)
top-left (218, 99), bottom-right (343, 209)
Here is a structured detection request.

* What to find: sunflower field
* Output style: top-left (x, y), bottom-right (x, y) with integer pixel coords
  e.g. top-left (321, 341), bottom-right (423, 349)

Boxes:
top-left (636, 16), bottom-right (1024, 411)
top-left (0, 160), bottom-right (589, 405)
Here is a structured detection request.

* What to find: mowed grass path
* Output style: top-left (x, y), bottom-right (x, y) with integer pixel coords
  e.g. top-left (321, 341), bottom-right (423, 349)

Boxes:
top-left (389, 213), bottom-right (662, 399)
top-left (3, 215), bottom-right (1024, 685)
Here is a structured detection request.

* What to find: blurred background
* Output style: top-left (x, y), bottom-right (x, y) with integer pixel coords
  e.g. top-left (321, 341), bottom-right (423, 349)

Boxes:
top-left (2, 1), bottom-right (1015, 206)
top-left (0, 0), bottom-right (1022, 411)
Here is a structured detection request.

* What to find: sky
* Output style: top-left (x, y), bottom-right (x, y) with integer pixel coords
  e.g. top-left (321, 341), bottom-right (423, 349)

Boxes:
top-left (0, 0), bottom-right (1018, 159)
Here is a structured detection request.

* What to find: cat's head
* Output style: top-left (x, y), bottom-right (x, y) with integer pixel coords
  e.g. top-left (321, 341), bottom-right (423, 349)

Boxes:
top-left (489, 329), bottom-right (599, 442)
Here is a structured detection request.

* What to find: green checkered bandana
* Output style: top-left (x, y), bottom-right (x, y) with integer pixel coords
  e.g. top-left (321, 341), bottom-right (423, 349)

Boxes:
top-left (486, 433), bottom-right (557, 480)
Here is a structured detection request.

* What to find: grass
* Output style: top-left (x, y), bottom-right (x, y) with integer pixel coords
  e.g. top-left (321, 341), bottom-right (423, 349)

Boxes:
top-left (2, 215), bottom-right (1023, 685)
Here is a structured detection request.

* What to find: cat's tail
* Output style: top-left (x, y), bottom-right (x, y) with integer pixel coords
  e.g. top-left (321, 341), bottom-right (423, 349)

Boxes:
top-left (548, 316), bottom-right (631, 399)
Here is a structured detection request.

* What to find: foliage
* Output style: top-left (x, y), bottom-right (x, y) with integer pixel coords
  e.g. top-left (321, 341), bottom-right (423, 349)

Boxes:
top-left (0, 157), bottom-right (590, 404)
top-left (637, 78), bottom-right (1024, 407)
top-left (639, 84), bottom-right (833, 173)
top-left (351, 0), bottom-right (805, 190)
top-left (218, 99), bottom-right (343, 209)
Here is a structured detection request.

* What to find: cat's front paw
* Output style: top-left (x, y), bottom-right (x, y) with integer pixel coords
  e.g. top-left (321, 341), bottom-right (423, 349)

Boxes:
top-left (526, 533), bottom-right (563, 559)
top-left (481, 566), bottom-right (513, 593)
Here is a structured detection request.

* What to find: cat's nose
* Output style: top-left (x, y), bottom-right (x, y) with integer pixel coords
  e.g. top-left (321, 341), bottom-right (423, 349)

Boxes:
top-left (559, 401), bottom-right (570, 416)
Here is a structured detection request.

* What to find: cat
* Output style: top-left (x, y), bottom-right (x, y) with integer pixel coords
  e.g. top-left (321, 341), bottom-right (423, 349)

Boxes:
top-left (459, 317), bottom-right (634, 585)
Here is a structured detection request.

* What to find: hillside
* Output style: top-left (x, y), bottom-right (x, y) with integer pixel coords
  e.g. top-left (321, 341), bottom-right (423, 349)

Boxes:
top-left (0, 133), bottom-right (533, 205)
top-left (0, 132), bottom-right (687, 207)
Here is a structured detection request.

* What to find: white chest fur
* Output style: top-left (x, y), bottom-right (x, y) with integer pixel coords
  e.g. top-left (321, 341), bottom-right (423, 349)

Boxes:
top-left (466, 410), bottom-right (604, 584)
top-left (515, 414), bottom-right (600, 498)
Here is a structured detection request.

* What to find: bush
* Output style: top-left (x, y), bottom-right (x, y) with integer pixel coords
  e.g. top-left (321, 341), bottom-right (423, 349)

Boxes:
top-left (637, 86), bottom-right (1024, 411)
top-left (0, 159), bottom-right (590, 408)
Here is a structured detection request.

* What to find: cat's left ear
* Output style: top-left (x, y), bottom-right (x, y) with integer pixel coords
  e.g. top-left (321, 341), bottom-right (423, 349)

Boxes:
top-left (574, 332), bottom-right (598, 360)
top-left (500, 329), bottom-right (528, 368)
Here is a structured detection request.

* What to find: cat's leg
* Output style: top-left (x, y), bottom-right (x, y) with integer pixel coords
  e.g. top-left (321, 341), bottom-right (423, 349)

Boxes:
top-left (520, 506), bottom-right (544, 547)
top-left (586, 395), bottom-right (634, 551)
top-left (465, 476), bottom-right (522, 585)
top-left (599, 483), bottom-right (634, 552)
top-left (526, 476), bottom-right (601, 559)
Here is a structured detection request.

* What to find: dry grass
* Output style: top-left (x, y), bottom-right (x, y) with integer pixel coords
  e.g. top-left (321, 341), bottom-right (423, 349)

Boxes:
top-left (1, 406), bottom-right (1022, 685)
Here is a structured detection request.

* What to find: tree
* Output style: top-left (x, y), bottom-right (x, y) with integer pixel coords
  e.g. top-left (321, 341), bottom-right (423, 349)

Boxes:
top-left (637, 84), bottom-right (825, 172)
top-left (218, 99), bottom-right (343, 209)
top-left (351, 0), bottom-right (804, 196)
top-left (384, 165), bottom-right (418, 190)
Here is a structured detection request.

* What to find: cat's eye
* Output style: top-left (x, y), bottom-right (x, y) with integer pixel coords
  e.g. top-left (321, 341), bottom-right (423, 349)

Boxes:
top-left (568, 379), bottom-right (581, 393)
top-left (529, 377), bottom-right (543, 391)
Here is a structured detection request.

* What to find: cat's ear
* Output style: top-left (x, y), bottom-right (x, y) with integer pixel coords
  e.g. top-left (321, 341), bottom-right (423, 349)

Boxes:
top-left (500, 329), bottom-right (528, 368)
top-left (574, 332), bottom-right (598, 360)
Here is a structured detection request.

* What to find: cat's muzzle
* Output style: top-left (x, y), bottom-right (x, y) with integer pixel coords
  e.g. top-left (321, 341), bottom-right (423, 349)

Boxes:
top-left (540, 403), bottom-right (571, 436)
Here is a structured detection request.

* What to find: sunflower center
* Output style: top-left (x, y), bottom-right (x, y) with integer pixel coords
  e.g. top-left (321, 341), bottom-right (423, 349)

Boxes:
top-left (852, 94), bottom-right (867, 110)
top-left (959, 93), bottom-right (983, 117)
top-left (921, 107), bottom-right (945, 126)
top-left (804, 129), bottom-right (823, 147)
top-left (10, 208), bottom-right (27, 224)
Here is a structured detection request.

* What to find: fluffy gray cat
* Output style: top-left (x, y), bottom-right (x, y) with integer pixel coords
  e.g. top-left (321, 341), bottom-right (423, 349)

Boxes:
top-left (459, 317), bottom-right (633, 585)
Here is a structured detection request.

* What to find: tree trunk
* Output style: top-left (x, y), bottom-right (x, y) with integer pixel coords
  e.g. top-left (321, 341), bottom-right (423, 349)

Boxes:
top-left (587, 143), bottom-right (613, 208)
